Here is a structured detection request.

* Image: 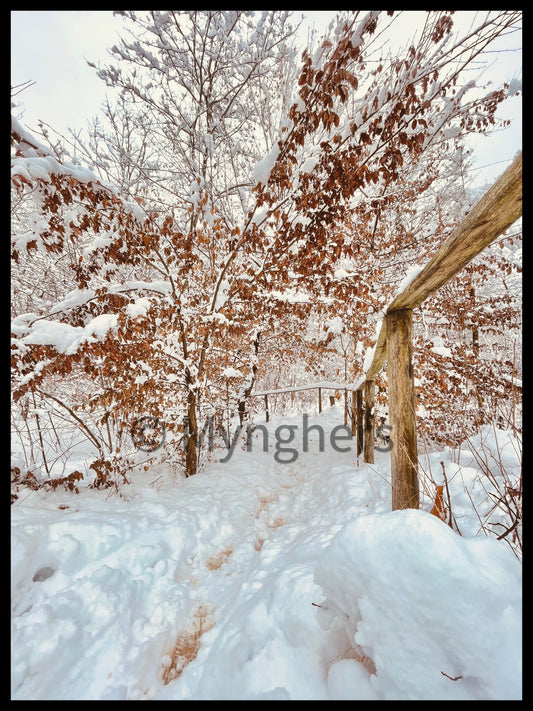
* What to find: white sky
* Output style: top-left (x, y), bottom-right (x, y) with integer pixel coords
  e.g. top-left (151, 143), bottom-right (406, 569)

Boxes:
top-left (11, 10), bottom-right (521, 188)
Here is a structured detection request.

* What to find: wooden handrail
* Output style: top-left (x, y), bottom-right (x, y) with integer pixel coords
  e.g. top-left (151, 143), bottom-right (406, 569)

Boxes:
top-left (250, 381), bottom-right (359, 397)
top-left (358, 151), bottom-right (522, 389)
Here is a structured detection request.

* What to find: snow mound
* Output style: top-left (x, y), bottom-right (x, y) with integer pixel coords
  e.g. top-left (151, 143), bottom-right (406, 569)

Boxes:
top-left (315, 509), bottom-right (522, 700)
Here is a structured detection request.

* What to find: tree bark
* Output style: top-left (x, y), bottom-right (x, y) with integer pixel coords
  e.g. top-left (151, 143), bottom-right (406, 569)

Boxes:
top-left (386, 309), bottom-right (419, 510)
top-left (356, 389), bottom-right (364, 457)
top-left (364, 379), bottom-right (375, 464)
top-left (185, 390), bottom-right (198, 477)
top-left (238, 331), bottom-right (261, 426)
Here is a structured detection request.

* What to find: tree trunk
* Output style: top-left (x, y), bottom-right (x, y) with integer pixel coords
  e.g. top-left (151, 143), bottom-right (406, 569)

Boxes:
top-left (386, 309), bottom-right (419, 510)
top-left (470, 288), bottom-right (479, 356)
top-left (185, 390), bottom-right (198, 477)
top-left (238, 332), bottom-right (261, 426)
top-left (364, 379), bottom-right (375, 464)
top-left (356, 389), bottom-right (364, 457)
top-left (344, 390), bottom-right (348, 426)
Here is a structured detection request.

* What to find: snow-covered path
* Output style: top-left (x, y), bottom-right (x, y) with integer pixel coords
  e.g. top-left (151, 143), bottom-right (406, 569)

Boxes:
top-left (11, 409), bottom-right (522, 700)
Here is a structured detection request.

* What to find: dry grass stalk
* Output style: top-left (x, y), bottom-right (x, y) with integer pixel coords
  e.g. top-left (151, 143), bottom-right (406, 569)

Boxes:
top-left (162, 604), bottom-right (215, 685)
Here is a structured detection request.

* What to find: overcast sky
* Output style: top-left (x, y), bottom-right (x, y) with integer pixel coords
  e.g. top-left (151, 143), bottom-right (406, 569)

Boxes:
top-left (11, 10), bottom-right (521, 188)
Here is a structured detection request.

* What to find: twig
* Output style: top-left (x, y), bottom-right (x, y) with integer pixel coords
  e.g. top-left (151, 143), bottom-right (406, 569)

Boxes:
top-left (440, 460), bottom-right (461, 535)
top-left (441, 671), bottom-right (463, 681)
top-left (496, 518), bottom-right (520, 542)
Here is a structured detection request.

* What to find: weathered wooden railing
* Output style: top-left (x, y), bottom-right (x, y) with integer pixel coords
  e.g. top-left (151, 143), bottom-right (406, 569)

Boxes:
top-left (251, 152), bottom-right (522, 511)
top-left (249, 381), bottom-right (366, 454)
top-left (359, 152), bottom-right (522, 510)
top-left (255, 382), bottom-right (343, 414)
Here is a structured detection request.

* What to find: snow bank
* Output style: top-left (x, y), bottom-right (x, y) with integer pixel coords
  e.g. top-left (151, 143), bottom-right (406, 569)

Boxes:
top-left (315, 509), bottom-right (521, 700)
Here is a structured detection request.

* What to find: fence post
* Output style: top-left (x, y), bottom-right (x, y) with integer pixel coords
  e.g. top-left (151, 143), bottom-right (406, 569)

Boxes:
top-left (364, 379), bottom-right (375, 464)
top-left (264, 394), bottom-right (269, 423)
top-left (351, 390), bottom-right (357, 436)
top-left (356, 389), bottom-right (364, 457)
top-left (386, 309), bottom-right (419, 510)
top-left (318, 387), bottom-right (322, 414)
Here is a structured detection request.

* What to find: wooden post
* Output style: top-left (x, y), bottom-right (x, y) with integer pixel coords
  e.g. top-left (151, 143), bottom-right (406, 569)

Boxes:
top-left (264, 394), bottom-right (269, 423)
top-left (363, 379), bottom-right (375, 464)
top-left (356, 389), bottom-right (364, 457)
top-left (351, 390), bottom-right (357, 436)
top-left (318, 387), bottom-right (322, 414)
top-left (386, 309), bottom-right (419, 509)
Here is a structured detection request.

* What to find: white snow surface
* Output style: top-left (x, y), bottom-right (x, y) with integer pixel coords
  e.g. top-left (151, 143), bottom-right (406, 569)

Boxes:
top-left (11, 409), bottom-right (521, 700)
top-left (253, 142), bottom-right (280, 186)
top-left (393, 263), bottom-right (424, 300)
top-left (16, 314), bottom-right (119, 355)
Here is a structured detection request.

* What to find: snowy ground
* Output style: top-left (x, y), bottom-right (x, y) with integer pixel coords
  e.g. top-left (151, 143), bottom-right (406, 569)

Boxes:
top-left (11, 407), bottom-right (522, 700)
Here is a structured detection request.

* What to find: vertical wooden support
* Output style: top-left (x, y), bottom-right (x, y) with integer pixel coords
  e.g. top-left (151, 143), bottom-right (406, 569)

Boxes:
top-left (318, 387), bottom-right (322, 414)
top-left (386, 309), bottom-right (419, 510)
top-left (363, 379), bottom-right (375, 464)
top-left (351, 390), bottom-right (357, 436)
top-left (356, 389), bottom-right (364, 457)
top-left (264, 394), bottom-right (269, 423)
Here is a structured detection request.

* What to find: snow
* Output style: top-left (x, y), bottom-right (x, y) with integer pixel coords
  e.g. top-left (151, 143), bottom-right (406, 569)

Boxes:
top-left (430, 336), bottom-right (453, 359)
top-left (350, 11), bottom-right (380, 50)
top-left (16, 314), bottom-right (119, 355)
top-left (11, 408), bottom-right (521, 700)
top-left (11, 120), bottom-right (109, 190)
top-left (253, 142), bottom-right (280, 186)
top-left (300, 154), bottom-right (320, 174)
top-left (270, 289), bottom-right (311, 304)
top-left (325, 316), bottom-right (344, 335)
top-left (363, 345), bottom-right (376, 372)
top-left (393, 263), bottom-right (424, 299)
top-left (126, 297), bottom-right (152, 319)
top-left (507, 78), bottom-right (522, 96)
top-left (50, 289), bottom-right (96, 315)
top-left (316, 510), bottom-right (520, 700)
top-left (223, 367), bottom-right (242, 379)
top-left (213, 278), bottom-right (231, 311)
top-left (109, 280), bottom-right (172, 296)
